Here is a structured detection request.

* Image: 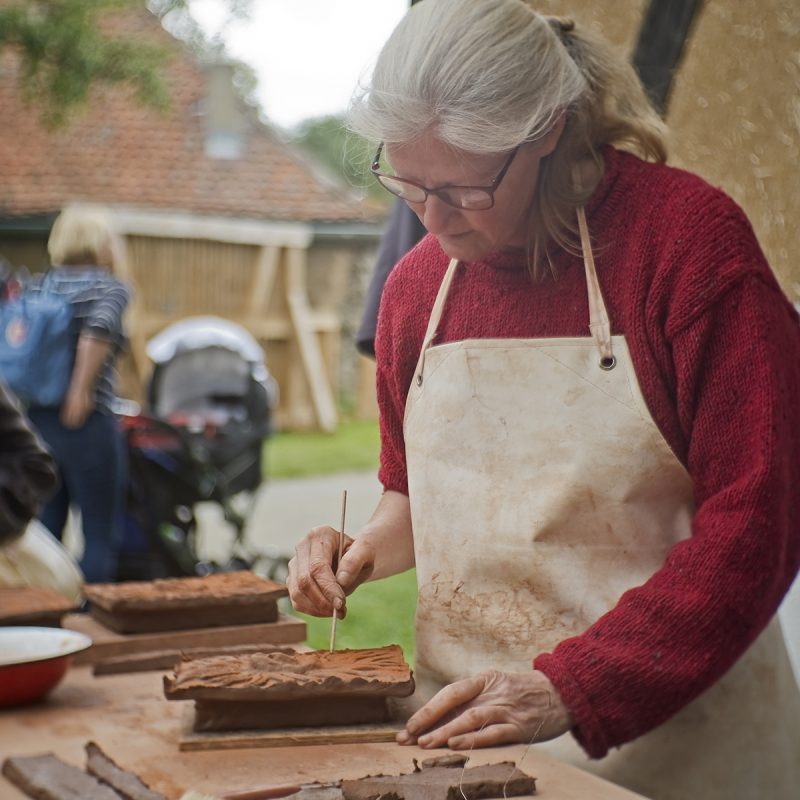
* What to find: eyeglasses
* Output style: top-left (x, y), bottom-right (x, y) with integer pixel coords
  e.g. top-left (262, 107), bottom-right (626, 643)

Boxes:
top-left (370, 142), bottom-right (520, 210)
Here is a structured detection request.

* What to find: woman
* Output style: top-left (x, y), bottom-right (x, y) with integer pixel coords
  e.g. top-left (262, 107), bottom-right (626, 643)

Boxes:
top-left (288, 1), bottom-right (800, 797)
top-left (27, 207), bottom-right (131, 584)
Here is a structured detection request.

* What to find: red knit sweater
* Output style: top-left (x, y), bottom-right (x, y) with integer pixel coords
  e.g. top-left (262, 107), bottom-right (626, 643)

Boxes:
top-left (374, 147), bottom-right (800, 758)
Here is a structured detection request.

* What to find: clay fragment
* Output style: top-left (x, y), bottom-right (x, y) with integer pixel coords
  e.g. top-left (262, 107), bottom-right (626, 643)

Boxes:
top-left (85, 741), bottom-right (167, 800)
top-left (0, 586), bottom-right (77, 627)
top-left (340, 759), bottom-right (536, 800)
top-left (2, 753), bottom-right (122, 800)
top-left (82, 572), bottom-right (287, 633)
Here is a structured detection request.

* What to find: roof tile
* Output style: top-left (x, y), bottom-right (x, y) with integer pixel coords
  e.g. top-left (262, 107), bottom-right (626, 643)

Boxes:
top-left (0, 8), bottom-right (374, 224)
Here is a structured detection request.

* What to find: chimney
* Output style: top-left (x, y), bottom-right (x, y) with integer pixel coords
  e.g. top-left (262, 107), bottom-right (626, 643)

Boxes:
top-left (204, 62), bottom-right (247, 160)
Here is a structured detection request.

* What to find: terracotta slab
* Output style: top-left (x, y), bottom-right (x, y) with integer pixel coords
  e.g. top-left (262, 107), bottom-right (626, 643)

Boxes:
top-left (0, 586), bottom-right (77, 627)
top-left (64, 612), bottom-right (307, 666)
top-left (165, 646), bottom-right (414, 737)
top-left (82, 572), bottom-right (288, 633)
top-left (163, 645), bottom-right (415, 701)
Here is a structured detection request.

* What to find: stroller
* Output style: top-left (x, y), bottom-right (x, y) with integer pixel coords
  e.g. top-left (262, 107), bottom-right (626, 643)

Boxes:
top-left (117, 316), bottom-right (287, 582)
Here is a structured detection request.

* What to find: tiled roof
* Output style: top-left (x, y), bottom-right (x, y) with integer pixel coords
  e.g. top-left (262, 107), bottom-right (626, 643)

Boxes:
top-left (0, 8), bottom-right (373, 224)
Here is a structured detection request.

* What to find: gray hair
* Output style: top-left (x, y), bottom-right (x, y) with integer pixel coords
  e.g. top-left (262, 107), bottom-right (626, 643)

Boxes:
top-left (349, 0), bottom-right (585, 152)
top-left (349, 0), bottom-right (666, 273)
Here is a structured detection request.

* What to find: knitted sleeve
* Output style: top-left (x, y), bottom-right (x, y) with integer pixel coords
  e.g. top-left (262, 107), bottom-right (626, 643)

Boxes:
top-left (374, 237), bottom-right (445, 495)
top-left (535, 198), bottom-right (800, 758)
top-left (375, 271), bottom-right (416, 495)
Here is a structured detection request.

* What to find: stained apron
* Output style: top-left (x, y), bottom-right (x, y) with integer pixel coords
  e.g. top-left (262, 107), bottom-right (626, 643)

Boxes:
top-left (402, 209), bottom-right (800, 799)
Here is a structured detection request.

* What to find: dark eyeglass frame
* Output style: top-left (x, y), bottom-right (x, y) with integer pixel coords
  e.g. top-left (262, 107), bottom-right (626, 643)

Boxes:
top-left (370, 142), bottom-right (521, 210)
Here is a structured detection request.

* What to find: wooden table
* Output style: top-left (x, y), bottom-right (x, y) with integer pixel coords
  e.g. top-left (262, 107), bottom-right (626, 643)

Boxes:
top-left (0, 666), bottom-right (647, 800)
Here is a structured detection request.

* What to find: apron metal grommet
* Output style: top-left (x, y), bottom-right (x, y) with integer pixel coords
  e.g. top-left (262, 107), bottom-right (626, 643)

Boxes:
top-left (416, 374), bottom-right (423, 386)
top-left (599, 355), bottom-right (616, 371)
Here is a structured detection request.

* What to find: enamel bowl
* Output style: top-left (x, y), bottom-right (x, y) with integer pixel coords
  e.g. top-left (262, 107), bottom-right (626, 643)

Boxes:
top-left (0, 626), bottom-right (92, 708)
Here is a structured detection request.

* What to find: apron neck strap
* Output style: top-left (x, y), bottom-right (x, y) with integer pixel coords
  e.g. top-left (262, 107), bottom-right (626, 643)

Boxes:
top-left (577, 205), bottom-right (615, 368)
top-left (412, 257), bottom-right (460, 387)
top-left (412, 206), bottom-right (616, 386)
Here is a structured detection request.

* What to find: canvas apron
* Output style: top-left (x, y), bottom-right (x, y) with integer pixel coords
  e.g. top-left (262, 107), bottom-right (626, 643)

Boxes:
top-left (403, 209), bottom-right (800, 800)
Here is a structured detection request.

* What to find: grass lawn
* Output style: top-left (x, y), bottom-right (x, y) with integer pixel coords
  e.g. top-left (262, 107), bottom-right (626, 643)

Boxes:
top-left (296, 568), bottom-right (418, 665)
top-left (266, 415), bottom-right (418, 663)
top-left (266, 417), bottom-right (380, 479)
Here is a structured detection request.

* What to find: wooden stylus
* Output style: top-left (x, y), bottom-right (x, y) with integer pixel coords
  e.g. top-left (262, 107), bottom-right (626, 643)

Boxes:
top-left (328, 489), bottom-right (347, 653)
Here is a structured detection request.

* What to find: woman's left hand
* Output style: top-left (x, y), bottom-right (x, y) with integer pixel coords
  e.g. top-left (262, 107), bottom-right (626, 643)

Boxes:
top-left (396, 669), bottom-right (574, 750)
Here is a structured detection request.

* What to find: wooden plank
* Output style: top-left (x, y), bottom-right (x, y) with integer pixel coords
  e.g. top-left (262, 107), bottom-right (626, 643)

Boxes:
top-left (93, 642), bottom-right (308, 675)
top-left (64, 612), bottom-right (306, 666)
top-left (356, 355), bottom-right (378, 420)
top-left (178, 706), bottom-right (402, 752)
top-left (114, 209), bottom-right (314, 249)
top-left (246, 244), bottom-right (280, 317)
top-left (285, 247), bottom-right (338, 432)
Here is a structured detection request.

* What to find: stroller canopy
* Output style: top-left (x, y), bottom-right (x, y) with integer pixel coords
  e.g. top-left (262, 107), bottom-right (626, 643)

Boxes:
top-left (147, 316), bottom-right (265, 365)
top-left (146, 316), bottom-right (276, 422)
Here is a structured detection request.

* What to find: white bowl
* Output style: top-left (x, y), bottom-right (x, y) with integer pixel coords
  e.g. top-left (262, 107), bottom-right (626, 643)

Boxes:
top-left (0, 626), bottom-right (92, 707)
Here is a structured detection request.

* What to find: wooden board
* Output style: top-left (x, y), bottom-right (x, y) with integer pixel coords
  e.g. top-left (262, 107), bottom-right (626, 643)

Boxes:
top-left (178, 706), bottom-right (403, 751)
top-left (0, 668), bottom-right (649, 800)
top-left (64, 612), bottom-right (306, 666)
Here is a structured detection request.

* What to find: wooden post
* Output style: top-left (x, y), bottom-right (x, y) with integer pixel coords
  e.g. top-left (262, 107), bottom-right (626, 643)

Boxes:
top-left (285, 247), bottom-right (338, 432)
top-left (247, 245), bottom-right (279, 318)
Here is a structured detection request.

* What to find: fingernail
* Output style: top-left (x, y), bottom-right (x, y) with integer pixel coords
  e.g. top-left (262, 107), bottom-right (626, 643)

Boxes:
top-left (418, 734), bottom-right (431, 747)
top-left (333, 597), bottom-right (343, 610)
top-left (336, 570), bottom-right (351, 584)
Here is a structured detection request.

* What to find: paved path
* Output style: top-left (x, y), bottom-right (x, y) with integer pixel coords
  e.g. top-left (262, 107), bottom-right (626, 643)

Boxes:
top-left (195, 469), bottom-right (383, 564)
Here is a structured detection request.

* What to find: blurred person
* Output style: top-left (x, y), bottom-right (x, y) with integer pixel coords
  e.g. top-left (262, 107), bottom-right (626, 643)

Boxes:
top-left (288, 1), bottom-right (800, 798)
top-left (26, 207), bottom-right (131, 584)
top-left (0, 381), bottom-right (82, 601)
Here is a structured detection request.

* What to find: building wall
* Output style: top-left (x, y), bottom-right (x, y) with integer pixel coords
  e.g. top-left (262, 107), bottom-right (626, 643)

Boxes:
top-left (536, 0), bottom-right (799, 303)
top-left (0, 236), bottom-right (49, 273)
top-left (308, 239), bottom-right (380, 411)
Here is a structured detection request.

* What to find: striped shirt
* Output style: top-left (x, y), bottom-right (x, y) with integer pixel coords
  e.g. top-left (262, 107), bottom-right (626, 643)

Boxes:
top-left (31, 267), bottom-right (131, 414)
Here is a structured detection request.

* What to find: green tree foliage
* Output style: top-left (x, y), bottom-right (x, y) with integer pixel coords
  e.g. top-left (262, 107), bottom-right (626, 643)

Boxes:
top-left (0, 0), bottom-right (166, 127)
top-left (0, 0), bottom-right (252, 127)
top-left (289, 114), bottom-right (391, 208)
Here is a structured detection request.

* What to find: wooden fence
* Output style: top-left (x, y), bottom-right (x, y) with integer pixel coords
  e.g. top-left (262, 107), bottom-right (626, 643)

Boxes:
top-left (113, 211), bottom-right (372, 432)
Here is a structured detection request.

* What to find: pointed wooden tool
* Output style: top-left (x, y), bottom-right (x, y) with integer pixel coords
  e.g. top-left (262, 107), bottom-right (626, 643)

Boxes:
top-left (328, 489), bottom-right (347, 653)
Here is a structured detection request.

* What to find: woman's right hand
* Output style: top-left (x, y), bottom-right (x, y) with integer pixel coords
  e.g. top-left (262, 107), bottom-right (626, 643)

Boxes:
top-left (286, 526), bottom-right (377, 618)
